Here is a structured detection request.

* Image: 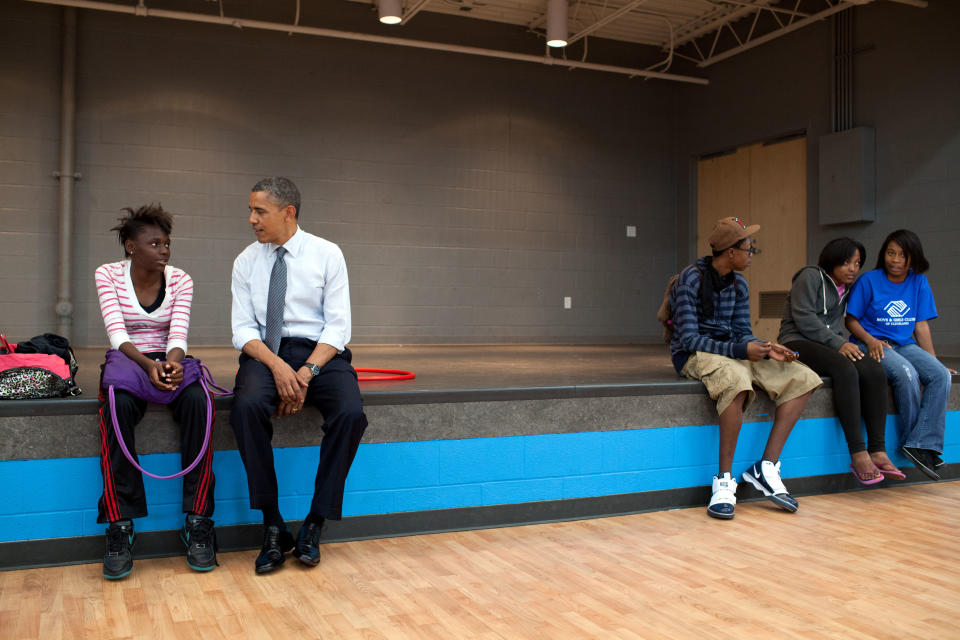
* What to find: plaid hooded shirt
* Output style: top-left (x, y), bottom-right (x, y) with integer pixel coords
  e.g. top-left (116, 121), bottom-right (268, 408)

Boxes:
top-left (668, 257), bottom-right (760, 373)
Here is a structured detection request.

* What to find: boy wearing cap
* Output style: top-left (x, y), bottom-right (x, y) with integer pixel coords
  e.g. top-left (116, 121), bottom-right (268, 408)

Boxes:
top-left (669, 217), bottom-right (822, 519)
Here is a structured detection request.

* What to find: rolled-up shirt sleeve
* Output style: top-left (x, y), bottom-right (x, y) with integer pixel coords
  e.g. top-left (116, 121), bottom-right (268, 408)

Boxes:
top-left (318, 246), bottom-right (351, 351)
top-left (231, 251), bottom-right (262, 351)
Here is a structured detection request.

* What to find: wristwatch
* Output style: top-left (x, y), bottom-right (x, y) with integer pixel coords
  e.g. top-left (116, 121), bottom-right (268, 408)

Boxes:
top-left (305, 362), bottom-right (321, 377)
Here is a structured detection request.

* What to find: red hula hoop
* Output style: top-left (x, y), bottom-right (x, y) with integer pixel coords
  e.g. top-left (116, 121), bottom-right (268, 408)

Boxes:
top-left (355, 367), bottom-right (416, 382)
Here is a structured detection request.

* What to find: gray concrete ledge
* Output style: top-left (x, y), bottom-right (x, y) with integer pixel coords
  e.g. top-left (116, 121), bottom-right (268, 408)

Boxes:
top-left (0, 379), bottom-right (713, 418)
top-left (2, 380), bottom-right (958, 462)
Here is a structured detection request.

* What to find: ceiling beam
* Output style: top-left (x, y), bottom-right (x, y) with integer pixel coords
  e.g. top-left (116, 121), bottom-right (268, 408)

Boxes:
top-left (23, 0), bottom-right (709, 84)
top-left (400, 0), bottom-right (432, 25)
top-left (673, 0), bottom-right (777, 47)
top-left (698, 1), bottom-right (854, 67)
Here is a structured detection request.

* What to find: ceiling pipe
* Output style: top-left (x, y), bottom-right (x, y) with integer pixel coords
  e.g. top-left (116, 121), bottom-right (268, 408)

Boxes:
top-left (566, 0), bottom-right (652, 47)
top-left (55, 7), bottom-right (79, 340)
top-left (22, 0), bottom-right (708, 84)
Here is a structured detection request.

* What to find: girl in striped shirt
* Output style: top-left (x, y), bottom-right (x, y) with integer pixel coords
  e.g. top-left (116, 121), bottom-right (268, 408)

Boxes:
top-left (94, 204), bottom-right (217, 579)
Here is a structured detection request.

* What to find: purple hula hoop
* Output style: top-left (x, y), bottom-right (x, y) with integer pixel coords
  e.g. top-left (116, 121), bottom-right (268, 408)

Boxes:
top-left (109, 362), bottom-right (231, 480)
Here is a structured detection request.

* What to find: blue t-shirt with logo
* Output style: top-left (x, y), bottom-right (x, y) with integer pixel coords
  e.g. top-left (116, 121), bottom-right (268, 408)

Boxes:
top-left (845, 269), bottom-right (938, 345)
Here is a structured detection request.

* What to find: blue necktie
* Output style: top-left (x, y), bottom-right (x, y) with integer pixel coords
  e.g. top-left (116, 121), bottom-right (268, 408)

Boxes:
top-left (264, 246), bottom-right (287, 353)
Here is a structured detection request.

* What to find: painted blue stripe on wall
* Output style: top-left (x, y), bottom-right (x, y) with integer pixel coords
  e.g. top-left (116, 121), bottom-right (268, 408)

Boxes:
top-left (1, 412), bottom-right (956, 542)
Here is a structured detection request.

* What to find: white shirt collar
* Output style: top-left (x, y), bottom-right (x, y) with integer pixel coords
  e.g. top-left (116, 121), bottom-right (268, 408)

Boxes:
top-left (272, 226), bottom-right (304, 258)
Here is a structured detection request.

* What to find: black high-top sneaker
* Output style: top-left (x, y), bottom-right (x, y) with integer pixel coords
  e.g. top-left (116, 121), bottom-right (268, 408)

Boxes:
top-left (181, 514), bottom-right (218, 571)
top-left (103, 520), bottom-right (135, 580)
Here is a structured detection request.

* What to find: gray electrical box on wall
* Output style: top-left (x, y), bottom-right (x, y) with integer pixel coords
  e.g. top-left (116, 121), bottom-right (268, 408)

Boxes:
top-left (818, 126), bottom-right (876, 224)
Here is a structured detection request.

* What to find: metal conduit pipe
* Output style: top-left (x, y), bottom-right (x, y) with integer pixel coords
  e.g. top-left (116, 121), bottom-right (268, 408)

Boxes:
top-left (831, 13), bottom-right (839, 131)
top-left (831, 9), bottom-right (853, 133)
top-left (56, 7), bottom-right (78, 339)
top-left (848, 21), bottom-right (853, 129)
top-left (842, 12), bottom-right (847, 129)
top-left (24, 0), bottom-right (708, 85)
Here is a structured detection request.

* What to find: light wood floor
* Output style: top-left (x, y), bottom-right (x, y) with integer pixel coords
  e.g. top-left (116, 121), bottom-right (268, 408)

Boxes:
top-left (3, 482), bottom-right (959, 639)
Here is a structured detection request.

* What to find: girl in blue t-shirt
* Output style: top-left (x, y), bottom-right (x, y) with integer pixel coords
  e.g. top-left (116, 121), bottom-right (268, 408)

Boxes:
top-left (845, 229), bottom-right (955, 481)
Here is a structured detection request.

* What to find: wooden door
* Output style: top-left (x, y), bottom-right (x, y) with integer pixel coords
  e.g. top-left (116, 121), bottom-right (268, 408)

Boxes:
top-left (696, 137), bottom-right (806, 340)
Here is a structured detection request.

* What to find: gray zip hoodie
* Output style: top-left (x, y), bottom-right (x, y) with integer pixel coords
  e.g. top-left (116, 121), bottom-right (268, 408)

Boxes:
top-left (777, 265), bottom-right (849, 350)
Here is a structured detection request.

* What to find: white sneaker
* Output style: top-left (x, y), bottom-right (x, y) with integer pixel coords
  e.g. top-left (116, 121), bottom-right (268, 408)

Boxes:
top-left (742, 460), bottom-right (798, 512)
top-left (707, 472), bottom-right (737, 519)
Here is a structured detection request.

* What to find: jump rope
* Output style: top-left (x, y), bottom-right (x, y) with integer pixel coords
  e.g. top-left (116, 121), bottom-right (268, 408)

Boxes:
top-left (108, 364), bottom-right (415, 479)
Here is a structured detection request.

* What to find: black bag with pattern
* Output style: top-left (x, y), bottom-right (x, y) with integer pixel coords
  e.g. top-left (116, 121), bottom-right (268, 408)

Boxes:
top-left (0, 333), bottom-right (81, 399)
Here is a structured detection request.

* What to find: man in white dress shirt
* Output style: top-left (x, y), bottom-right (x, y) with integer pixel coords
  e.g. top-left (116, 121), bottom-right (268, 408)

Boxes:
top-left (230, 176), bottom-right (368, 574)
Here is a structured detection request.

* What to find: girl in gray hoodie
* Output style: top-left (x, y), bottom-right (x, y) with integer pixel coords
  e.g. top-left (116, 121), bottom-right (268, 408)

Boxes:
top-left (778, 237), bottom-right (902, 484)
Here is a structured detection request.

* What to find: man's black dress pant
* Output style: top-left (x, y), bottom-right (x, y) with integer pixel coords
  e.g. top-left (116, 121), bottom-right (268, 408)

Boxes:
top-left (230, 338), bottom-right (368, 520)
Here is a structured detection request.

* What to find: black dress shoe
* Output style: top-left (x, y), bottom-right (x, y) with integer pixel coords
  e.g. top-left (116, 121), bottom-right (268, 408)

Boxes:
top-left (295, 521), bottom-right (323, 567)
top-left (255, 525), bottom-right (295, 574)
top-left (901, 446), bottom-right (941, 481)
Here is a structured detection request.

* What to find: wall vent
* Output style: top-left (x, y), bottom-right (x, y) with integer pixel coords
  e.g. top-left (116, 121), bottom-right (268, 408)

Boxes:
top-left (759, 291), bottom-right (788, 318)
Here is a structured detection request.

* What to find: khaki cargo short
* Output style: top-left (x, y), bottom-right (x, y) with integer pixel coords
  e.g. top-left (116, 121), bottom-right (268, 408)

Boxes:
top-left (681, 351), bottom-right (823, 416)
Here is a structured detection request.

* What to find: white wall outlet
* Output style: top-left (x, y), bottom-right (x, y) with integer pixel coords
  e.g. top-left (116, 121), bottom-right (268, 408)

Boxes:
top-left (563, 296), bottom-right (572, 309)
top-left (626, 225), bottom-right (637, 238)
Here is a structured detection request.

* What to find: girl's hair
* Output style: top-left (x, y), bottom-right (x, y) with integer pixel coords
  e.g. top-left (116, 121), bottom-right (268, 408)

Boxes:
top-left (875, 229), bottom-right (929, 274)
top-left (111, 204), bottom-right (173, 257)
top-left (817, 237), bottom-right (866, 273)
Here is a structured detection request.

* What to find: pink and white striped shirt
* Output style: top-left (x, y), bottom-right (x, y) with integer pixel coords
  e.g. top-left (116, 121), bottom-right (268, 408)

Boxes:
top-left (95, 261), bottom-right (193, 354)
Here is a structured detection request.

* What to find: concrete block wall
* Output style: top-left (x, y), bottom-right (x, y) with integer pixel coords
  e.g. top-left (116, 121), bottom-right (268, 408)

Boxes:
top-left (850, 1), bottom-right (960, 349)
top-left (0, 2), bottom-right (678, 347)
top-left (5, 1), bottom-right (956, 351)
top-left (675, 0), bottom-right (960, 352)
top-left (0, 3), bottom-right (63, 340)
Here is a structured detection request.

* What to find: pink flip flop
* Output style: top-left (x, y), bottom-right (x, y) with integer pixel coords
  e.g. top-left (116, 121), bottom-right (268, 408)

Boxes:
top-left (875, 465), bottom-right (906, 480)
top-left (850, 464), bottom-right (884, 485)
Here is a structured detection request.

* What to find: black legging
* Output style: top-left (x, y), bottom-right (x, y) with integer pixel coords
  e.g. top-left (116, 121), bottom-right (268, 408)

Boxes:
top-left (783, 339), bottom-right (888, 454)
